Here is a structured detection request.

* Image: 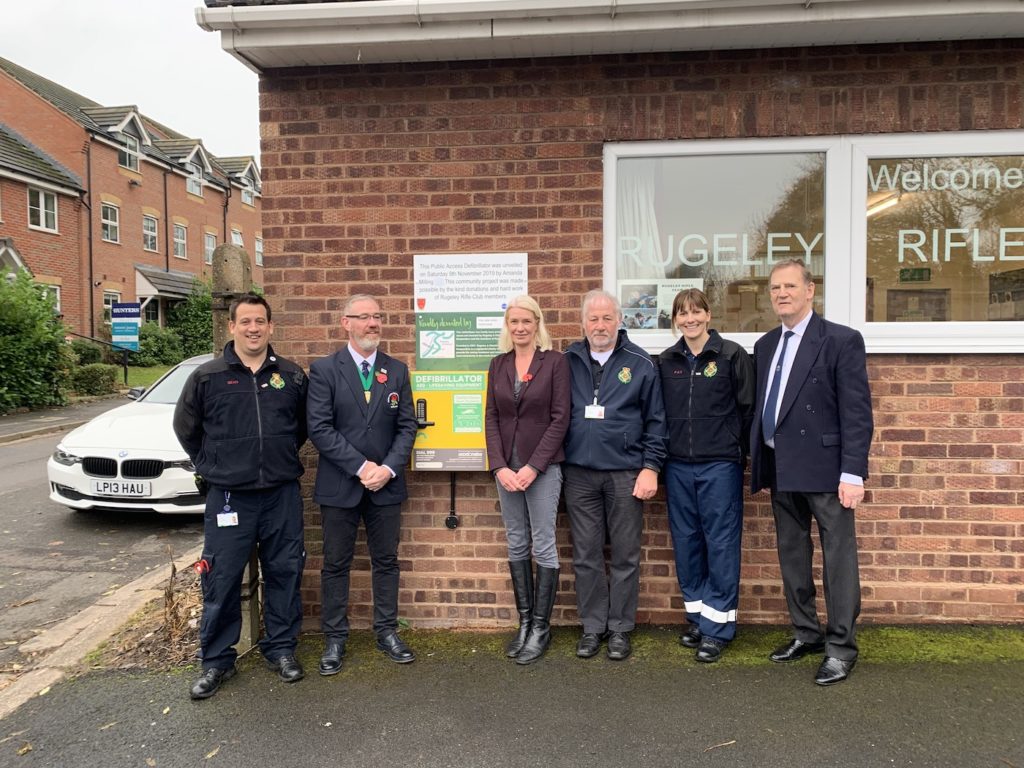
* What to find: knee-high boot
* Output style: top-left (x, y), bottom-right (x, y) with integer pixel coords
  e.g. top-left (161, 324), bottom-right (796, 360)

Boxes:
top-left (506, 559), bottom-right (534, 658)
top-left (515, 565), bottom-right (559, 665)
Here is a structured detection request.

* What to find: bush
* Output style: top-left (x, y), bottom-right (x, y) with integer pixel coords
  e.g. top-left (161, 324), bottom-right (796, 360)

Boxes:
top-left (132, 322), bottom-right (184, 367)
top-left (71, 339), bottom-right (103, 365)
top-left (167, 280), bottom-right (214, 358)
top-left (0, 271), bottom-right (71, 414)
top-left (70, 363), bottom-right (119, 396)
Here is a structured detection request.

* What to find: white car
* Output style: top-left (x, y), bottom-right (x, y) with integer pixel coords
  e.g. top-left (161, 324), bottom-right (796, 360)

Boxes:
top-left (47, 354), bottom-right (213, 514)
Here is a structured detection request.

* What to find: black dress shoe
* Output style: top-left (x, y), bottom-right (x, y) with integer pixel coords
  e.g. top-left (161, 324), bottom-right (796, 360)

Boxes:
top-left (576, 632), bottom-right (603, 658)
top-left (190, 666), bottom-right (236, 700)
top-left (815, 656), bottom-right (856, 686)
top-left (606, 631), bottom-right (631, 661)
top-left (679, 626), bottom-right (702, 649)
top-left (266, 654), bottom-right (304, 683)
top-left (696, 638), bottom-right (726, 663)
top-left (319, 641), bottom-right (346, 676)
top-left (769, 638), bottom-right (826, 663)
top-left (376, 631), bottom-right (416, 664)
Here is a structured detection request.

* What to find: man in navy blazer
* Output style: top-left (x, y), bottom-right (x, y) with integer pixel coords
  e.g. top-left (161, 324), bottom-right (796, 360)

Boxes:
top-left (750, 259), bottom-right (873, 686)
top-left (307, 294), bottom-right (417, 674)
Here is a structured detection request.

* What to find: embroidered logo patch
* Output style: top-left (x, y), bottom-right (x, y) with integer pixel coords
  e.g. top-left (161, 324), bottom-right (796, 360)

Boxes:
top-left (703, 362), bottom-right (718, 378)
top-left (617, 367), bottom-right (632, 384)
top-left (269, 373), bottom-right (285, 390)
top-left (388, 392), bottom-right (400, 409)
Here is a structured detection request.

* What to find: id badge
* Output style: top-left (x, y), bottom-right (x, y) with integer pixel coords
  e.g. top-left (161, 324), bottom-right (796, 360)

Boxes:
top-left (584, 403), bottom-right (605, 419)
top-left (217, 511), bottom-right (239, 527)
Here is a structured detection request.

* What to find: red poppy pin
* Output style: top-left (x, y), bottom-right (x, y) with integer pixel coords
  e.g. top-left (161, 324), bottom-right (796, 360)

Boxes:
top-left (375, 369), bottom-right (388, 384)
top-left (521, 373), bottom-right (534, 383)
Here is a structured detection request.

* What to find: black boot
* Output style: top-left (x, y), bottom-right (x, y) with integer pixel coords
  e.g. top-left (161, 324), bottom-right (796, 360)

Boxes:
top-left (506, 559), bottom-right (534, 658)
top-left (515, 566), bottom-right (559, 665)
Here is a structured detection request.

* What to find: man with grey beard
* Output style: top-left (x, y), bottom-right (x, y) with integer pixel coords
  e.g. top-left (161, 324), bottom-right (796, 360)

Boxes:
top-left (307, 295), bottom-right (418, 674)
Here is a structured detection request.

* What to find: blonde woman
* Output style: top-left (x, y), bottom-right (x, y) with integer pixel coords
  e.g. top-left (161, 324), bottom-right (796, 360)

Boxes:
top-left (485, 295), bottom-right (570, 664)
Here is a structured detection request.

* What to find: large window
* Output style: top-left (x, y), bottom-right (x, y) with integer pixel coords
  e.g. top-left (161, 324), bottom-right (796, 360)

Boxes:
top-left (605, 131), bottom-right (1024, 353)
top-left (173, 224), bottom-right (187, 259)
top-left (143, 215), bottom-right (158, 252)
top-left (119, 134), bottom-right (140, 171)
top-left (186, 162), bottom-right (203, 196)
top-left (101, 204), bottom-right (120, 243)
top-left (28, 188), bottom-right (57, 232)
top-left (255, 236), bottom-right (264, 266)
top-left (241, 178), bottom-right (256, 206)
top-left (231, 229), bottom-right (243, 247)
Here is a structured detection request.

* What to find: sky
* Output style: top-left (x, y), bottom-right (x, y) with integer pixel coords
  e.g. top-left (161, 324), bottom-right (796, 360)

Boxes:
top-left (2, 0), bottom-right (261, 160)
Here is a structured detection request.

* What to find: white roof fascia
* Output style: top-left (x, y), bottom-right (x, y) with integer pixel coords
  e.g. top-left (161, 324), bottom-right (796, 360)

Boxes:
top-left (196, 0), bottom-right (1024, 70)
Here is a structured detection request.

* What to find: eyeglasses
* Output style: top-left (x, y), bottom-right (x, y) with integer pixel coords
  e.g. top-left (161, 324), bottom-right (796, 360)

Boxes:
top-left (344, 313), bottom-right (385, 322)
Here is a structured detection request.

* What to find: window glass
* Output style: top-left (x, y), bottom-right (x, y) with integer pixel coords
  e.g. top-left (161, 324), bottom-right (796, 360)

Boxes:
top-left (231, 229), bottom-right (243, 246)
top-left (119, 134), bottom-right (139, 171)
top-left (144, 300), bottom-right (159, 324)
top-left (101, 204), bottom-right (120, 243)
top-left (28, 189), bottom-right (57, 231)
top-left (866, 155), bottom-right (1024, 322)
top-left (173, 225), bottom-right (187, 259)
top-left (143, 215), bottom-right (158, 251)
top-left (204, 233), bottom-right (217, 265)
top-left (614, 153), bottom-right (825, 334)
top-left (186, 162), bottom-right (203, 196)
top-left (255, 237), bottom-right (264, 266)
top-left (102, 291), bottom-right (120, 324)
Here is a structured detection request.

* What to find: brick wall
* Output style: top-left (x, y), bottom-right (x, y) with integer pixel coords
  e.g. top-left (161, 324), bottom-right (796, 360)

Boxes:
top-left (258, 39), bottom-right (1024, 630)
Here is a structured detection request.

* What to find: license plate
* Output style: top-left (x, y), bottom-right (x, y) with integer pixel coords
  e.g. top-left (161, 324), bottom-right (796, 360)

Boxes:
top-left (91, 479), bottom-right (152, 497)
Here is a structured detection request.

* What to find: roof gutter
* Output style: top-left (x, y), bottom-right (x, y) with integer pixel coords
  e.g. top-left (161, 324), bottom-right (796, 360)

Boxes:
top-left (196, 0), bottom-right (1024, 70)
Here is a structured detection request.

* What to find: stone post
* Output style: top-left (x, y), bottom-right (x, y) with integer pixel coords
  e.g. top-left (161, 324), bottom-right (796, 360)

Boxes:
top-left (209, 243), bottom-right (261, 653)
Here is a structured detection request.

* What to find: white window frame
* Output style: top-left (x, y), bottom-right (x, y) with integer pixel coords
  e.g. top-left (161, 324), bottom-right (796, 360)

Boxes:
top-left (119, 134), bottom-right (140, 172)
top-left (143, 298), bottom-right (159, 324)
top-left (102, 291), bottom-right (120, 325)
top-left (241, 179), bottom-right (255, 206)
top-left (603, 130), bottom-right (1024, 355)
top-left (28, 188), bottom-right (58, 232)
top-left (204, 232), bottom-right (217, 265)
top-left (142, 215), bottom-right (158, 252)
top-left (38, 283), bottom-right (61, 313)
top-left (173, 224), bottom-right (187, 260)
top-left (255, 236), bottom-right (264, 266)
top-left (186, 162), bottom-right (203, 196)
top-left (101, 203), bottom-right (120, 243)
top-left (231, 229), bottom-right (243, 247)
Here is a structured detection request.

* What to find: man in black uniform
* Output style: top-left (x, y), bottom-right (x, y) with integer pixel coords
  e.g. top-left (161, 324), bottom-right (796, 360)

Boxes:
top-left (174, 294), bottom-right (309, 699)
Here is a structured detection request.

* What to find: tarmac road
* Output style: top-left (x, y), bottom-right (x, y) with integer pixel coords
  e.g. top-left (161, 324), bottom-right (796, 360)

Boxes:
top-left (2, 629), bottom-right (1022, 768)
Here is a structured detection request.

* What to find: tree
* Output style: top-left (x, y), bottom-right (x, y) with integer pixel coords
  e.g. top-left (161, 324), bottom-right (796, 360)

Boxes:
top-left (0, 271), bottom-right (72, 413)
top-left (167, 279), bottom-right (214, 358)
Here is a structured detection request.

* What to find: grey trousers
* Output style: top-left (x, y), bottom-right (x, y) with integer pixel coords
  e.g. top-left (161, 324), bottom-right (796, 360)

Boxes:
top-left (771, 490), bottom-right (862, 661)
top-left (563, 465), bottom-right (644, 634)
top-left (495, 463), bottom-right (562, 569)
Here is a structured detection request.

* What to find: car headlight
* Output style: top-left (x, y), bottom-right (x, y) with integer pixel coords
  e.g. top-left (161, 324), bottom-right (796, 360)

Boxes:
top-left (52, 448), bottom-right (83, 466)
top-left (164, 459), bottom-right (196, 472)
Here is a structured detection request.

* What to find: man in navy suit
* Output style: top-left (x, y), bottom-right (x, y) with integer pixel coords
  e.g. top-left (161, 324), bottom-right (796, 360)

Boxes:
top-left (307, 294), bottom-right (418, 674)
top-left (750, 259), bottom-right (873, 686)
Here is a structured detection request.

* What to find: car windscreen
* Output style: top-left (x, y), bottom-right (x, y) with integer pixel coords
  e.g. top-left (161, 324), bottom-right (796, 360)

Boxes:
top-left (140, 363), bottom-right (200, 405)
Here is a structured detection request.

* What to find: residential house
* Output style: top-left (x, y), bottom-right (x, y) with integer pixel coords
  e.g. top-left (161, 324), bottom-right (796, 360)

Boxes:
top-left (0, 56), bottom-right (262, 336)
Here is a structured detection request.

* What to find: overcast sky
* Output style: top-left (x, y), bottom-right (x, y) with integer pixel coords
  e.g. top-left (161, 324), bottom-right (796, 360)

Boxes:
top-left (2, 0), bottom-right (260, 160)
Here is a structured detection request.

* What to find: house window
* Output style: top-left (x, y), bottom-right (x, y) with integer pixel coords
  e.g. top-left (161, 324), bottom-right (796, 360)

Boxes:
top-left (173, 224), bottom-right (187, 259)
top-left (186, 162), bottom-right (203, 196)
top-left (204, 233), bottom-right (217, 265)
top-left (604, 131), bottom-right (1024, 354)
top-left (119, 134), bottom-right (140, 172)
top-left (38, 284), bottom-right (61, 313)
top-left (241, 178), bottom-right (256, 206)
top-left (102, 291), bottom-right (120, 324)
top-left (231, 229), bottom-right (243, 246)
top-left (143, 215), bottom-right (158, 252)
top-left (101, 204), bottom-right (120, 243)
top-left (255, 236), bottom-right (264, 266)
top-left (143, 300), bottom-right (159, 324)
top-left (28, 188), bottom-right (57, 232)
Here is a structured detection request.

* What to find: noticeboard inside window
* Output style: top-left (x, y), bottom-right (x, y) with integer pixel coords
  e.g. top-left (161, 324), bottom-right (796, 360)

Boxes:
top-left (614, 153), bottom-right (825, 336)
top-left (866, 156), bottom-right (1024, 322)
